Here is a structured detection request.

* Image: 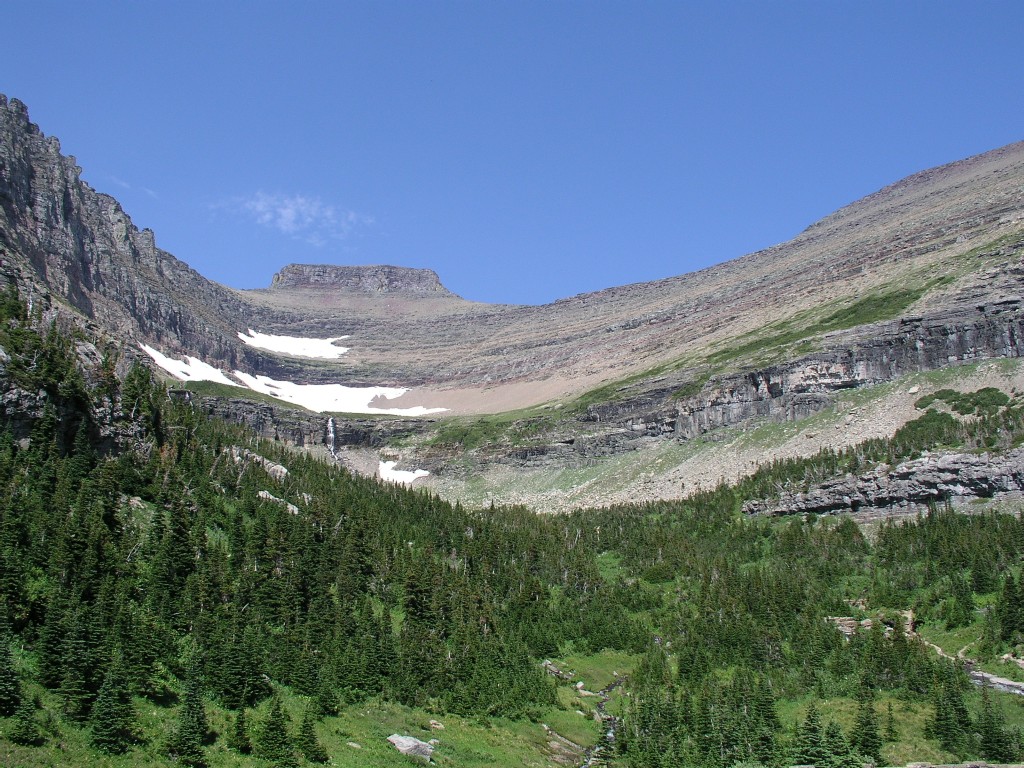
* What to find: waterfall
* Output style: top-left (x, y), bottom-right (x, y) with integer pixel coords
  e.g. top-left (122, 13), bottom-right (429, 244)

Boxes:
top-left (327, 417), bottom-right (337, 458)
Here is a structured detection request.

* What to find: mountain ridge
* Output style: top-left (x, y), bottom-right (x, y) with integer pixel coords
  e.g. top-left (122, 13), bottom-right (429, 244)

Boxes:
top-left (3, 91), bottom-right (1024, 507)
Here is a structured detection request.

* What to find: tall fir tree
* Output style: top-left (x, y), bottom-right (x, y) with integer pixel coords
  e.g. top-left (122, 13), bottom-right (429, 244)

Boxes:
top-left (227, 707), bottom-right (252, 754)
top-left (8, 693), bottom-right (44, 747)
top-left (931, 667), bottom-right (972, 757)
top-left (89, 656), bottom-right (137, 754)
top-left (978, 686), bottom-right (1014, 763)
top-left (850, 689), bottom-right (882, 763)
top-left (313, 674), bottom-right (338, 719)
top-left (57, 608), bottom-right (95, 721)
top-left (884, 701), bottom-right (899, 743)
top-left (793, 702), bottom-right (830, 767)
top-left (255, 694), bottom-right (297, 768)
top-left (297, 705), bottom-right (329, 763)
top-left (998, 572), bottom-right (1021, 641)
top-left (167, 665), bottom-right (209, 767)
top-left (0, 620), bottom-right (21, 716)
top-left (823, 720), bottom-right (853, 768)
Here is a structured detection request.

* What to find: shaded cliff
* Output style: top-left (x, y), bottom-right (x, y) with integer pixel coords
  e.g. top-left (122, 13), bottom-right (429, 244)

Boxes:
top-left (0, 95), bottom-right (255, 366)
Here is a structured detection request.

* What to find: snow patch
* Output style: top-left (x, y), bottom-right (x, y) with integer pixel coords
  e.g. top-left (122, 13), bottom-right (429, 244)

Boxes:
top-left (139, 344), bottom-right (447, 416)
top-left (379, 461), bottom-right (430, 485)
top-left (231, 371), bottom-right (447, 415)
top-left (237, 329), bottom-right (350, 359)
top-left (140, 344), bottom-right (237, 386)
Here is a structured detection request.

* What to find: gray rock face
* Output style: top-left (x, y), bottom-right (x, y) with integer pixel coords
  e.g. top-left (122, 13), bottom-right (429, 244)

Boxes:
top-left (463, 290), bottom-right (1024, 475)
top-left (270, 263), bottom-right (455, 296)
top-left (0, 95), bottom-right (254, 369)
top-left (742, 448), bottom-right (1024, 517)
top-left (576, 295), bottom-right (1024, 454)
top-left (191, 394), bottom-right (428, 449)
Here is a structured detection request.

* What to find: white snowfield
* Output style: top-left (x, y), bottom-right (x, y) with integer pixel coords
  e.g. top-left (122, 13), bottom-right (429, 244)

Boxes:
top-left (237, 329), bottom-right (350, 359)
top-left (231, 370), bottom-right (447, 416)
top-left (140, 344), bottom-right (447, 417)
top-left (140, 345), bottom-right (238, 386)
top-left (379, 460), bottom-right (430, 484)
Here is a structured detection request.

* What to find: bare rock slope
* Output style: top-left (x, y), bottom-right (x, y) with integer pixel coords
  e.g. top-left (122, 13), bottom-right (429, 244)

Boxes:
top-left (3, 92), bottom-right (1024, 508)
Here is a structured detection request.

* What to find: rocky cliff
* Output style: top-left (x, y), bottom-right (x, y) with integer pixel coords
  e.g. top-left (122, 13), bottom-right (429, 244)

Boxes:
top-left (436, 283), bottom-right (1024, 476)
top-left (270, 263), bottom-right (456, 296)
top-left (0, 95), bottom-right (255, 367)
top-left (742, 448), bottom-right (1024, 518)
top-left (588, 292), bottom-right (1024, 444)
top-left (189, 392), bottom-right (429, 450)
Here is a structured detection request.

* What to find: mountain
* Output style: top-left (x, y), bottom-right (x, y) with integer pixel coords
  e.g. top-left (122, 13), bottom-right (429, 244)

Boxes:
top-left (9, 93), bottom-right (1024, 768)
top-left (2, 92), bottom-right (1024, 509)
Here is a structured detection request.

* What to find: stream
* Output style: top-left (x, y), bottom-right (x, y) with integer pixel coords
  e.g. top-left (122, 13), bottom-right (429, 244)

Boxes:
top-left (579, 677), bottom-right (624, 767)
top-left (921, 639), bottom-right (1024, 696)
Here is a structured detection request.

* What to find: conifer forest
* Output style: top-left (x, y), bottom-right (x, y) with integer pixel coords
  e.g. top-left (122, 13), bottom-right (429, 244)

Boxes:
top-left (4, 290), bottom-right (1024, 768)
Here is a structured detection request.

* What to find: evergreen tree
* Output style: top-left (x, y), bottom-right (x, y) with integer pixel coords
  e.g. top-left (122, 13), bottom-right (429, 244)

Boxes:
top-left (998, 572), bottom-right (1021, 641)
top-left (59, 661), bottom-right (92, 722)
top-left (978, 686), bottom-right (1014, 763)
top-left (313, 675), bottom-right (338, 718)
top-left (850, 690), bottom-right (882, 763)
top-left (884, 702), bottom-right (899, 743)
top-left (57, 609), bottom-right (95, 721)
top-left (8, 694), bottom-right (44, 747)
top-left (36, 594), bottom-right (69, 689)
top-left (255, 694), bottom-right (297, 767)
top-left (931, 666), bottom-right (971, 757)
top-left (823, 720), bottom-right (858, 768)
top-left (944, 573), bottom-right (975, 629)
top-left (227, 707), bottom-right (252, 754)
top-left (0, 622), bottom-right (20, 716)
top-left (793, 702), bottom-right (830, 766)
top-left (90, 657), bottom-right (137, 754)
top-left (297, 705), bottom-right (329, 763)
top-left (167, 666), bottom-right (209, 767)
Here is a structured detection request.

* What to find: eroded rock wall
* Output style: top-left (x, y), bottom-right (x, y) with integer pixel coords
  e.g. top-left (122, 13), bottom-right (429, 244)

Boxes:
top-left (742, 448), bottom-right (1024, 517)
top-left (584, 296), bottom-right (1024, 448)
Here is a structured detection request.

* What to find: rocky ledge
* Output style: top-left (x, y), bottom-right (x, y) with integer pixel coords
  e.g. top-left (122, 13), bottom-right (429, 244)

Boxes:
top-left (189, 393), bottom-right (430, 450)
top-left (269, 263), bottom-right (456, 296)
top-left (742, 448), bottom-right (1024, 517)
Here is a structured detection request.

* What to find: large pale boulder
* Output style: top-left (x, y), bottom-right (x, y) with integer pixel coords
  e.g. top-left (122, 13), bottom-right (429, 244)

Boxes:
top-left (387, 734), bottom-right (434, 761)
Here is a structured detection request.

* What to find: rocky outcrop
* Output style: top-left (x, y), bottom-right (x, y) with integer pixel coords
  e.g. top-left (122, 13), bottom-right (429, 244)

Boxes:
top-left (230, 447), bottom-right (289, 480)
top-left (386, 734), bottom-right (434, 761)
top-left (742, 448), bottom-right (1024, 517)
top-left (457, 290), bottom-right (1024, 474)
top-left (190, 393), bottom-right (429, 449)
top-left (0, 333), bottom-right (145, 455)
top-left (0, 95), bottom-right (256, 369)
top-left (579, 294), bottom-right (1024, 450)
top-left (270, 263), bottom-right (456, 296)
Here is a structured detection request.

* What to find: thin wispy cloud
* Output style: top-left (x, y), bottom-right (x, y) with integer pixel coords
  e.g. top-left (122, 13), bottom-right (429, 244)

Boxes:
top-left (108, 176), bottom-right (158, 198)
top-left (225, 192), bottom-right (372, 246)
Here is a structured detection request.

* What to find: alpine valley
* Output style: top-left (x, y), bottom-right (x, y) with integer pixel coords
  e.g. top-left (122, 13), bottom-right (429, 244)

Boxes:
top-left (4, 93), bottom-right (1024, 768)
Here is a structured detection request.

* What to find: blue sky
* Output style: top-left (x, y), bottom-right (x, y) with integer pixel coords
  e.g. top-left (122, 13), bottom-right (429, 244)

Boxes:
top-left (2, 2), bottom-right (1022, 305)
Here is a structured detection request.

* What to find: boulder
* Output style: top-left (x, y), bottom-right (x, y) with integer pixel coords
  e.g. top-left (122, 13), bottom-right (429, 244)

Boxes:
top-left (387, 734), bottom-right (434, 761)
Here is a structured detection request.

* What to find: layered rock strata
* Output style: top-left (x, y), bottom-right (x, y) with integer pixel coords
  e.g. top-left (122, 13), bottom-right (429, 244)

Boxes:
top-left (742, 448), bottom-right (1024, 517)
